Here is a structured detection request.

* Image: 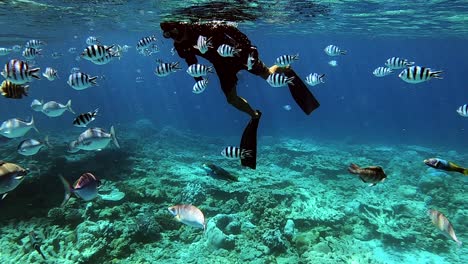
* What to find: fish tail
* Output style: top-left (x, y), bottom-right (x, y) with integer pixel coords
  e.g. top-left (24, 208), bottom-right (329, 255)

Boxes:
top-left (430, 71), bottom-right (443, 79)
top-left (30, 116), bottom-right (39, 133)
top-left (66, 99), bottom-right (75, 114)
top-left (286, 76), bottom-right (295, 85)
top-left (29, 68), bottom-right (41, 80)
top-left (89, 76), bottom-right (99, 86)
top-left (348, 163), bottom-right (360, 174)
top-left (207, 66), bottom-right (214, 73)
top-left (172, 61), bottom-right (181, 70)
top-left (59, 174), bottom-right (73, 206)
top-left (319, 74), bottom-right (325, 83)
top-left (23, 85), bottom-right (30, 96)
top-left (93, 108), bottom-right (100, 117)
top-left (340, 50), bottom-right (347, 55)
top-left (293, 53), bottom-right (299, 60)
top-left (234, 48), bottom-right (242, 56)
top-left (110, 126), bottom-right (120, 148)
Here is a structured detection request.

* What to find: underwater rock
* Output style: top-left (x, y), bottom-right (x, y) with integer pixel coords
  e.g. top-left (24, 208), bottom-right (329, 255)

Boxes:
top-left (205, 214), bottom-right (239, 250)
top-left (99, 189), bottom-right (125, 202)
top-left (134, 212), bottom-right (162, 242)
top-left (261, 229), bottom-right (287, 253)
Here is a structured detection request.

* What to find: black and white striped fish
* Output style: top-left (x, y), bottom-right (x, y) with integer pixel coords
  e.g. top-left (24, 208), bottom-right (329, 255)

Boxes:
top-left (42, 67), bottom-right (58, 81)
top-left (372, 67), bottom-right (393, 77)
top-left (398, 66), bottom-right (443, 84)
top-left (91, 52), bottom-right (120, 65)
top-left (221, 146), bottom-right (252, 160)
top-left (1, 59), bottom-right (40, 84)
top-left (266, 73), bottom-right (295, 87)
top-left (324, 45), bottom-right (346, 56)
top-left (217, 44), bottom-right (241, 57)
top-left (275, 54), bottom-right (299, 67)
top-left (154, 61), bottom-right (181, 77)
top-left (0, 48), bottom-right (12, 56)
top-left (67, 72), bottom-right (98, 90)
top-left (186, 64), bottom-right (214, 77)
top-left (73, 109), bottom-right (99, 127)
top-left (86, 36), bottom-right (100, 46)
top-left (137, 35), bottom-right (157, 51)
top-left (305, 73), bottom-right (325, 86)
top-left (1, 80), bottom-right (29, 99)
top-left (192, 79), bottom-right (208, 94)
top-left (22, 48), bottom-right (41, 59)
top-left (194, 35), bottom-right (212, 54)
top-left (81, 45), bottom-right (114, 61)
top-left (456, 104), bottom-right (468, 117)
top-left (385, 57), bottom-right (414, 69)
top-left (25, 39), bottom-right (45, 49)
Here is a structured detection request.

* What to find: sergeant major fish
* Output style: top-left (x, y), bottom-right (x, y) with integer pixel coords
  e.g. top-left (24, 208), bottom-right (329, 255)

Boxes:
top-left (67, 72), bottom-right (98, 90)
top-left (81, 44), bottom-right (114, 61)
top-left (424, 158), bottom-right (468, 175)
top-left (154, 60), bottom-right (181, 77)
top-left (25, 39), bottom-right (45, 49)
top-left (193, 79), bottom-right (208, 94)
top-left (0, 117), bottom-right (38, 138)
top-left (73, 109), bottom-right (99, 127)
top-left (221, 146), bottom-right (252, 160)
top-left (373, 67), bottom-right (393, 77)
top-left (399, 66), bottom-right (443, 84)
top-left (456, 104), bottom-right (468, 117)
top-left (17, 137), bottom-right (51, 156)
top-left (0, 161), bottom-right (28, 200)
top-left (187, 64), bottom-right (214, 77)
top-left (193, 35), bottom-right (212, 54)
top-left (385, 57), bottom-right (414, 69)
top-left (74, 126), bottom-right (119, 151)
top-left (217, 44), bottom-right (241, 57)
top-left (324, 45), bottom-right (346, 56)
top-left (275, 54), bottom-right (299, 67)
top-left (42, 67), bottom-right (58, 81)
top-left (1, 59), bottom-right (40, 84)
top-left (22, 48), bottom-right (41, 60)
top-left (41, 100), bottom-right (75, 117)
top-left (60, 172), bottom-right (102, 206)
top-left (305, 73), bottom-right (325, 86)
top-left (1, 80), bottom-right (29, 99)
top-left (266, 73), bottom-right (294, 87)
top-left (347, 163), bottom-right (387, 186)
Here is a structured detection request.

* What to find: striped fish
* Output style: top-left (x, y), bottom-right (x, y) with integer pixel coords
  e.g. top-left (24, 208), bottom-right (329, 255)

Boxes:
top-left (81, 45), bottom-right (114, 61)
top-left (73, 109), bottom-right (99, 127)
top-left (25, 39), bottom-right (45, 48)
top-left (398, 66), bottom-right (443, 84)
top-left (324, 45), bottom-right (346, 56)
top-left (385, 57), bottom-right (414, 69)
top-left (192, 79), bottom-right (208, 94)
top-left (22, 48), bottom-right (41, 59)
top-left (428, 209), bottom-right (462, 247)
top-left (91, 52), bottom-right (119, 65)
top-left (221, 146), bottom-right (252, 160)
top-left (1, 80), bottom-right (29, 99)
top-left (193, 35), bottom-right (212, 54)
top-left (266, 73), bottom-right (295, 87)
top-left (275, 54), bottom-right (299, 67)
top-left (42, 67), bottom-right (58, 81)
top-left (136, 35), bottom-right (157, 50)
top-left (456, 104), bottom-right (468, 117)
top-left (67, 72), bottom-right (98, 90)
top-left (86, 36), bottom-right (100, 46)
top-left (154, 61), bottom-right (181, 77)
top-left (372, 67), bottom-right (393, 77)
top-left (217, 44), bottom-right (241, 57)
top-left (186, 64), bottom-right (214, 77)
top-left (0, 48), bottom-right (12, 56)
top-left (1, 59), bottom-right (40, 84)
top-left (305, 73), bottom-right (325, 86)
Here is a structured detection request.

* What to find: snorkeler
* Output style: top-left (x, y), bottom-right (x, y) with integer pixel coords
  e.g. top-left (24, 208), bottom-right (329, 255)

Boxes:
top-left (161, 21), bottom-right (320, 169)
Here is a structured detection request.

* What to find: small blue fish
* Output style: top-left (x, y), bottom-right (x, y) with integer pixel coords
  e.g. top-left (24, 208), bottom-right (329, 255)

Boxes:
top-left (60, 172), bottom-right (102, 206)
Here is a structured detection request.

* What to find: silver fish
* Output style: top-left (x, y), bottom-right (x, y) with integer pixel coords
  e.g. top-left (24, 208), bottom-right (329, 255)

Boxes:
top-left (41, 100), bottom-right (75, 117)
top-left (0, 161), bottom-right (28, 200)
top-left (17, 136), bottom-right (50, 156)
top-left (74, 126), bottom-right (119, 151)
top-left (0, 117), bottom-right (38, 138)
top-left (30, 99), bottom-right (44, 112)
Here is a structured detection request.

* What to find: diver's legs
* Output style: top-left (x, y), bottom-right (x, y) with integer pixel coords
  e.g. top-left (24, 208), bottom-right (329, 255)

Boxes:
top-left (225, 89), bottom-right (259, 118)
top-left (240, 110), bottom-right (262, 169)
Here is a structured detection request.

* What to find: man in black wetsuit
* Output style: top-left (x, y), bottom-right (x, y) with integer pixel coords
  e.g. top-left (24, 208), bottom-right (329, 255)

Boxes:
top-left (161, 21), bottom-right (320, 169)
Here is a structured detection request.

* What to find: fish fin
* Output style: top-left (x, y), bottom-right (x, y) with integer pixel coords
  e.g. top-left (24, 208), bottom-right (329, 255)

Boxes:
top-left (30, 116), bottom-right (39, 133)
top-left (89, 76), bottom-right (99, 86)
top-left (1, 193), bottom-right (7, 200)
top-left (207, 66), bottom-right (214, 73)
top-left (430, 71), bottom-right (443, 79)
top-left (340, 50), bottom-right (347, 55)
top-left (23, 85), bottom-right (30, 96)
top-left (44, 135), bottom-right (52, 148)
top-left (348, 163), bottom-right (360, 174)
top-left (286, 76), bottom-right (295, 85)
top-left (59, 174), bottom-right (72, 206)
top-left (110, 126), bottom-right (120, 148)
top-left (66, 100), bottom-right (75, 114)
top-left (319, 74), bottom-right (325, 83)
top-left (234, 48), bottom-right (242, 57)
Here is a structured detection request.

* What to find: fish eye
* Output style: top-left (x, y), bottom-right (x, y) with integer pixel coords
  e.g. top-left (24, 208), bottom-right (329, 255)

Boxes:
top-left (168, 207), bottom-right (177, 215)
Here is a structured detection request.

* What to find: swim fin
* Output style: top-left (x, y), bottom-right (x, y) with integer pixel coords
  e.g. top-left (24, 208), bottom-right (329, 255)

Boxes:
top-left (240, 111), bottom-right (262, 169)
top-left (285, 70), bottom-right (320, 115)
